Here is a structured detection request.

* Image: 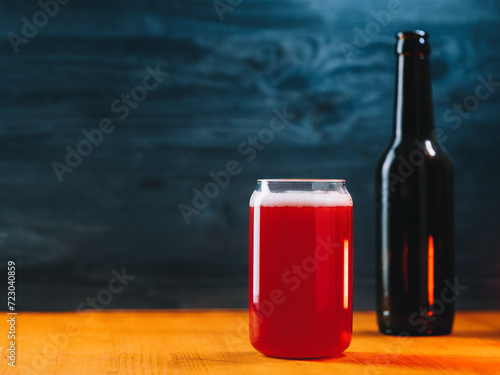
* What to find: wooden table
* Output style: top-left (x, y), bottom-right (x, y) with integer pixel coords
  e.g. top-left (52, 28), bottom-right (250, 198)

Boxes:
top-left (2, 310), bottom-right (499, 374)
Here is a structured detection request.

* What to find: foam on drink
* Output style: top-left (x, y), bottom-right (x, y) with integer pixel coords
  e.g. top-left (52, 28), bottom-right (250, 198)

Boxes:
top-left (250, 191), bottom-right (352, 208)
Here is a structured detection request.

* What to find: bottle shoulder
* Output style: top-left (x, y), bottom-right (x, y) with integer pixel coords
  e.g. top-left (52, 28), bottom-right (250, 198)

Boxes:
top-left (376, 137), bottom-right (453, 176)
top-left (380, 138), bottom-right (451, 159)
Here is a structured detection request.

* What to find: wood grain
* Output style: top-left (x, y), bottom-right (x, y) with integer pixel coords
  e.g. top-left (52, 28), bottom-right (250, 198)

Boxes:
top-left (1, 310), bottom-right (500, 374)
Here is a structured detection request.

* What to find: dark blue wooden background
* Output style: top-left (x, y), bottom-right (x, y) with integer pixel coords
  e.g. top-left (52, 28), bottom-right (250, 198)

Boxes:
top-left (1, 0), bottom-right (499, 310)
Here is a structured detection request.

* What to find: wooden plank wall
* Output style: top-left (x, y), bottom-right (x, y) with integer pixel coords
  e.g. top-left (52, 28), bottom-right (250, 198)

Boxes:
top-left (0, 0), bottom-right (499, 310)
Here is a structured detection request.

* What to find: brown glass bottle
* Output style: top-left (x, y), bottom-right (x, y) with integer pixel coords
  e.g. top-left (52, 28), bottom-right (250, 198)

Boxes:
top-left (376, 31), bottom-right (454, 335)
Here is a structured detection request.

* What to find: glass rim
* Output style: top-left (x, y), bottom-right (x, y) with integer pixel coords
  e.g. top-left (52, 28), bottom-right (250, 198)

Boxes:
top-left (257, 179), bottom-right (346, 183)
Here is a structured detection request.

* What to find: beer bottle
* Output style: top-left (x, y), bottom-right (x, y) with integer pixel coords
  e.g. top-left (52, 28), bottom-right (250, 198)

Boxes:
top-left (375, 31), bottom-right (454, 335)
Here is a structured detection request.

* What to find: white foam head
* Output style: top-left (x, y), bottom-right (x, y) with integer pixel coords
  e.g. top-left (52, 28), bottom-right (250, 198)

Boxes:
top-left (250, 191), bottom-right (352, 207)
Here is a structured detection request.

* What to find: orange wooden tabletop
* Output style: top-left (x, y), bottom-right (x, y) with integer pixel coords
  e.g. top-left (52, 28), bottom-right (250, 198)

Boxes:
top-left (1, 310), bottom-right (499, 374)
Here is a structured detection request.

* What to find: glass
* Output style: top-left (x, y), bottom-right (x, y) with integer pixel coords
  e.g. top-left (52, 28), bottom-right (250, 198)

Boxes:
top-left (249, 179), bottom-right (353, 358)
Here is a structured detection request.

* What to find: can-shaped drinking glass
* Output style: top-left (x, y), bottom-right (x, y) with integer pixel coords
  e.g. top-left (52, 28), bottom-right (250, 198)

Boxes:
top-left (249, 179), bottom-right (353, 358)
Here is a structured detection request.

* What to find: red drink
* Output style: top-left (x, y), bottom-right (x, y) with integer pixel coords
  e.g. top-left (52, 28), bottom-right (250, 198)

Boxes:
top-left (249, 180), bottom-right (353, 358)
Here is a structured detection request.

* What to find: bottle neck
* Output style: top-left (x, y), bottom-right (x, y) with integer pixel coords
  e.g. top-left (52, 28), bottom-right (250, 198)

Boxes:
top-left (393, 53), bottom-right (435, 141)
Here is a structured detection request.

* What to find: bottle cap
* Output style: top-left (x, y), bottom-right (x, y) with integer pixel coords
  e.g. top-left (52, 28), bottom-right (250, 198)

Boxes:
top-left (396, 30), bottom-right (430, 56)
